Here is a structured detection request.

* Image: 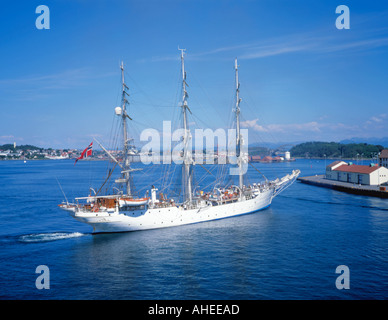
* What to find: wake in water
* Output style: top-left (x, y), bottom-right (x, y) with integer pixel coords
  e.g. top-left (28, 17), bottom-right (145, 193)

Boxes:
top-left (19, 232), bottom-right (86, 243)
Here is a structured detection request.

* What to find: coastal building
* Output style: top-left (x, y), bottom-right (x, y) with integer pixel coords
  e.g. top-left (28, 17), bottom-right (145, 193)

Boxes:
top-left (249, 155), bottom-right (261, 162)
top-left (0, 150), bottom-right (22, 158)
top-left (379, 149), bottom-right (388, 168)
top-left (0, 150), bottom-right (11, 157)
top-left (326, 161), bottom-right (388, 186)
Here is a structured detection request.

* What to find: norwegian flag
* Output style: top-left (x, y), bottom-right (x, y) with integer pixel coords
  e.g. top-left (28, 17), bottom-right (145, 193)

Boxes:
top-left (74, 142), bottom-right (93, 165)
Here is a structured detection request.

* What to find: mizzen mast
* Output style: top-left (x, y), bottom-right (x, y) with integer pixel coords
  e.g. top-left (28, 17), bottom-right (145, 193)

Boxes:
top-left (235, 58), bottom-right (244, 189)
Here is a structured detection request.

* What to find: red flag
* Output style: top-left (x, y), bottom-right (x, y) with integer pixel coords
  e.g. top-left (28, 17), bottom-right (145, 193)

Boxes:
top-left (74, 142), bottom-right (93, 165)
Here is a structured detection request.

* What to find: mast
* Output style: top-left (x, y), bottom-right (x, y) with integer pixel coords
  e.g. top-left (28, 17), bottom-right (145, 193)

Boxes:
top-left (235, 58), bottom-right (243, 189)
top-left (179, 48), bottom-right (193, 203)
top-left (120, 61), bottom-right (133, 196)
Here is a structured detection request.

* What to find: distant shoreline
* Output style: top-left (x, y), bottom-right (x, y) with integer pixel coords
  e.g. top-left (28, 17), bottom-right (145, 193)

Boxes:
top-left (294, 157), bottom-right (378, 161)
top-left (1, 157), bottom-right (379, 163)
top-left (0, 158), bottom-right (106, 161)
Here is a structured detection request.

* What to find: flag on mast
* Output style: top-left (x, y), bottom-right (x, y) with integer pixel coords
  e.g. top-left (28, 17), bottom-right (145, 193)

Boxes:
top-left (74, 142), bottom-right (93, 165)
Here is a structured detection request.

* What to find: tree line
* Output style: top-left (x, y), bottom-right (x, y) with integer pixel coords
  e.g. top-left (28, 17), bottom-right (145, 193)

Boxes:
top-left (0, 144), bottom-right (41, 151)
top-left (289, 142), bottom-right (384, 158)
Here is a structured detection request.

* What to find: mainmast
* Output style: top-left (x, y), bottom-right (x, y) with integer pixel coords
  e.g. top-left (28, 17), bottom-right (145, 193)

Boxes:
top-left (179, 48), bottom-right (193, 203)
top-left (120, 61), bottom-right (133, 196)
top-left (235, 58), bottom-right (244, 189)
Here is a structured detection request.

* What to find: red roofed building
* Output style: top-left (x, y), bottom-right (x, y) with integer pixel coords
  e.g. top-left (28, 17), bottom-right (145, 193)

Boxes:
top-left (335, 164), bottom-right (381, 174)
top-left (261, 156), bottom-right (273, 162)
top-left (326, 161), bottom-right (388, 185)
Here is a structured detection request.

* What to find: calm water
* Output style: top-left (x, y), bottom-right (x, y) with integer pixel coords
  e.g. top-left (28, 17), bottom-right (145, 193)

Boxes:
top-left (0, 159), bottom-right (387, 300)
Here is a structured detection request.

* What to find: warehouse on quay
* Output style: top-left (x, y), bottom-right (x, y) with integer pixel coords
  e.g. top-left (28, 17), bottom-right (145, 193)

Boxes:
top-left (325, 161), bottom-right (388, 186)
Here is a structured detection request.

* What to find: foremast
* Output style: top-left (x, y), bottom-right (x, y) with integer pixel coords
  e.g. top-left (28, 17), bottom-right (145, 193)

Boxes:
top-left (179, 48), bottom-right (193, 204)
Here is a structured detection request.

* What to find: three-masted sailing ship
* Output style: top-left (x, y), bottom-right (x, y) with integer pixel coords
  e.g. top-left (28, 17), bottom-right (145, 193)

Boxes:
top-left (59, 50), bottom-right (300, 233)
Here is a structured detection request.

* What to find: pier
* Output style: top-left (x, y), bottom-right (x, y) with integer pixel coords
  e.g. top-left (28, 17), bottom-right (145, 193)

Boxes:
top-left (298, 175), bottom-right (388, 198)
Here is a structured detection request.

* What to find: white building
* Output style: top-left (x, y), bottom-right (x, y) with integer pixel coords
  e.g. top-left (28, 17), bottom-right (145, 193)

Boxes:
top-left (326, 161), bottom-right (388, 186)
top-left (0, 150), bottom-right (11, 157)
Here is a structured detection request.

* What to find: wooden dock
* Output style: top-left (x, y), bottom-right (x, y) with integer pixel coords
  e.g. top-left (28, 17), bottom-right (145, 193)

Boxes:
top-left (297, 175), bottom-right (388, 198)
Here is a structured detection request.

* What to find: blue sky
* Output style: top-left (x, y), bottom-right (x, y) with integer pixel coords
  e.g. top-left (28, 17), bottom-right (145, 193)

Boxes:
top-left (1, 0), bottom-right (388, 149)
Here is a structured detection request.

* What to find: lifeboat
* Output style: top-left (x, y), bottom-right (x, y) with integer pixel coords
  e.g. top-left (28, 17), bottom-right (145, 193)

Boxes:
top-left (119, 197), bottom-right (149, 207)
top-left (58, 203), bottom-right (77, 212)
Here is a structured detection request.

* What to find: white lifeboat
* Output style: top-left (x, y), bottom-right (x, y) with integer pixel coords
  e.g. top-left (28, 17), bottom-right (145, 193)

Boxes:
top-left (119, 197), bottom-right (149, 207)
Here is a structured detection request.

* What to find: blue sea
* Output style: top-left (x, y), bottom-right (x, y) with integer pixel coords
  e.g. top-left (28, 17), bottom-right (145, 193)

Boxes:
top-left (0, 159), bottom-right (387, 300)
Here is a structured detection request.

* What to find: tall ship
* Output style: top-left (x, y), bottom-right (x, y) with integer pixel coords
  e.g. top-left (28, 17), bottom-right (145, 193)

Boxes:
top-left (59, 50), bottom-right (300, 233)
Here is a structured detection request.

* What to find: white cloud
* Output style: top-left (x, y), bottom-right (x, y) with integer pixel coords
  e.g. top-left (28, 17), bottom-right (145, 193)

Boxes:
top-left (267, 121), bottom-right (322, 133)
top-left (240, 118), bottom-right (372, 142)
top-left (242, 119), bottom-right (323, 133)
top-left (0, 68), bottom-right (116, 101)
top-left (145, 30), bottom-right (388, 63)
top-left (241, 118), bottom-right (268, 132)
top-left (0, 135), bottom-right (24, 145)
top-left (239, 43), bottom-right (316, 60)
top-left (365, 113), bottom-right (387, 125)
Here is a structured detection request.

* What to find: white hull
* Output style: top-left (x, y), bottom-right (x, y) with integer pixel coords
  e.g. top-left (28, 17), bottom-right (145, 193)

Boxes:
top-left (69, 189), bottom-right (274, 233)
